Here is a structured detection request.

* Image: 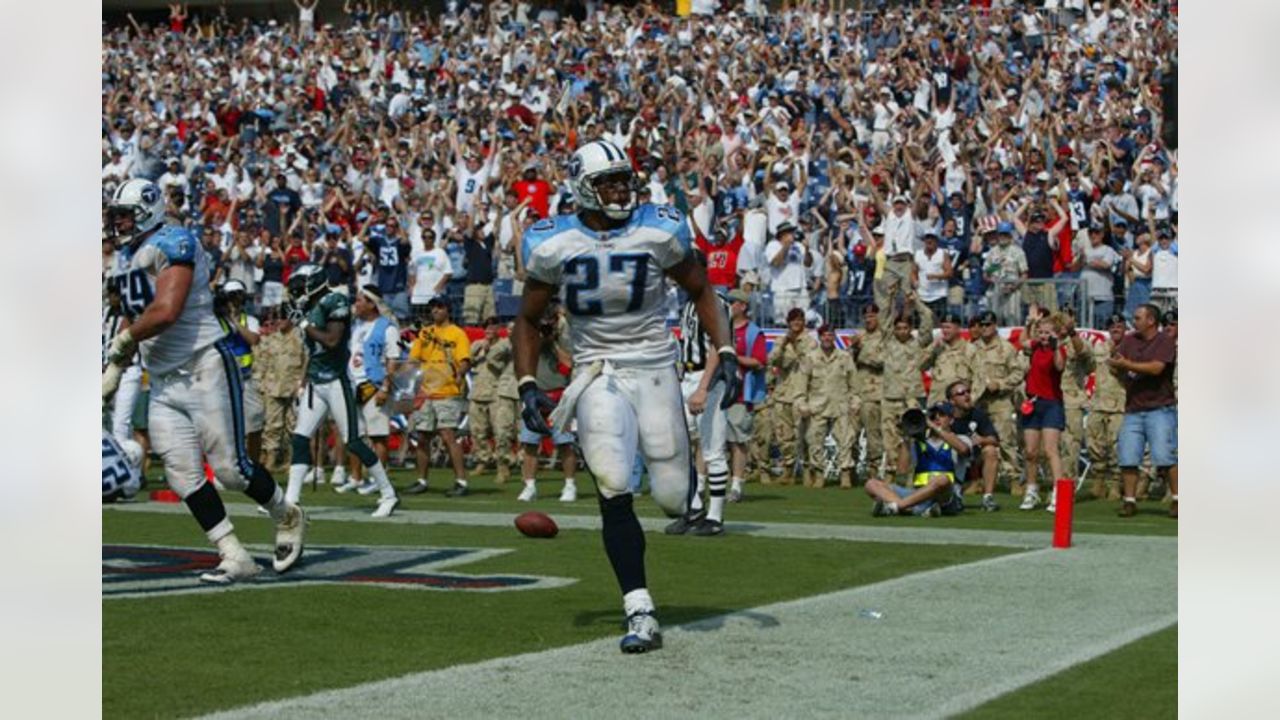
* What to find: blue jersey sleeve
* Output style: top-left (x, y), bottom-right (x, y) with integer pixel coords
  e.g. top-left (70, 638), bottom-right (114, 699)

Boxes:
top-left (151, 225), bottom-right (198, 265)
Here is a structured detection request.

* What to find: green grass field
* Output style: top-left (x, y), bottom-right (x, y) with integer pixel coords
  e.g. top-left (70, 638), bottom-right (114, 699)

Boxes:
top-left (106, 467), bottom-right (1176, 719)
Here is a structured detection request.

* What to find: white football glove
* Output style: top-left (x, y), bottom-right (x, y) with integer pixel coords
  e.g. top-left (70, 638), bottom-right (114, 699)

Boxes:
top-left (102, 363), bottom-right (124, 401)
top-left (106, 328), bottom-right (136, 366)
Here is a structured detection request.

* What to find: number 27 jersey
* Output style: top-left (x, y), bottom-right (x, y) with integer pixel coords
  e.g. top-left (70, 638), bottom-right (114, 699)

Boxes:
top-left (522, 204), bottom-right (691, 367)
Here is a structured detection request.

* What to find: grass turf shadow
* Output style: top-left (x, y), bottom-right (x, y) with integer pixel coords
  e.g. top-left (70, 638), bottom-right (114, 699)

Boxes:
top-left (572, 606), bottom-right (779, 632)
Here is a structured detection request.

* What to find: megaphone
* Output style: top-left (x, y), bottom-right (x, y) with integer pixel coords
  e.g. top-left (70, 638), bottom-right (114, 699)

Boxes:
top-left (900, 408), bottom-right (927, 438)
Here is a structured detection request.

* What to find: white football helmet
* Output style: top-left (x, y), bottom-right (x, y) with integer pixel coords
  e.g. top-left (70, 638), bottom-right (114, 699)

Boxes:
top-left (107, 178), bottom-right (165, 248)
top-left (568, 140), bottom-right (638, 220)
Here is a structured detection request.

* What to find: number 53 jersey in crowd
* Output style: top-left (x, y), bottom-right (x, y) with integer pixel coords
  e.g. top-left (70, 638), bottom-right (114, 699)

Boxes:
top-left (522, 204), bottom-right (692, 367)
top-left (105, 224), bottom-right (224, 375)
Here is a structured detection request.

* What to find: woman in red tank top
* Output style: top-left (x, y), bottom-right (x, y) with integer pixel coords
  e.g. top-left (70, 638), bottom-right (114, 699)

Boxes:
top-left (1019, 312), bottom-right (1068, 510)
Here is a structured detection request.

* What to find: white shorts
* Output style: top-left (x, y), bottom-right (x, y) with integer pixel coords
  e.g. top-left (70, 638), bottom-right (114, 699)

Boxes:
top-left (680, 370), bottom-right (728, 475)
top-left (294, 377), bottom-right (364, 445)
top-left (148, 342), bottom-right (259, 499)
top-left (361, 394), bottom-right (392, 438)
top-left (575, 363), bottom-right (693, 516)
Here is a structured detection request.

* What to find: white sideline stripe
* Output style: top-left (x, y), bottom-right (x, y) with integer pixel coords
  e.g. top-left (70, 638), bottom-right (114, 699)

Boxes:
top-left (197, 535), bottom-right (1176, 720)
top-left (106, 501), bottom-right (1168, 550)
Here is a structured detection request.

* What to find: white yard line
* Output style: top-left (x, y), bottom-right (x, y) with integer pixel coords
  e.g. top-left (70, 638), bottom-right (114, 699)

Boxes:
top-left (107, 500), bottom-right (1169, 550)
top-left (185, 529), bottom-right (1175, 720)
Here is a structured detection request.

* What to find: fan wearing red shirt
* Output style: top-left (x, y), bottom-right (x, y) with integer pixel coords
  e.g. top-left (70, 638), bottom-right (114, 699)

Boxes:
top-left (513, 165), bottom-right (552, 219)
top-left (1017, 311), bottom-right (1083, 512)
top-left (695, 225), bottom-right (743, 291)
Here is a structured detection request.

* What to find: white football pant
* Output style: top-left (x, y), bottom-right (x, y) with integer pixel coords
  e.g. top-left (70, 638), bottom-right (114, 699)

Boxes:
top-left (576, 363), bottom-right (693, 516)
top-left (148, 344), bottom-right (260, 499)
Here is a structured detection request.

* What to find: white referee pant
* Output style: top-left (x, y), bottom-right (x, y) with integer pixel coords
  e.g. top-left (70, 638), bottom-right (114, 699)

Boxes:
top-left (575, 361), bottom-right (694, 517)
top-left (109, 364), bottom-right (142, 443)
top-left (680, 369), bottom-right (729, 479)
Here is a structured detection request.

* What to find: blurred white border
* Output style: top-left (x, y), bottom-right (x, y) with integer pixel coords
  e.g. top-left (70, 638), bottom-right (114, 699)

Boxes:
top-left (0, 1), bottom-right (1271, 718)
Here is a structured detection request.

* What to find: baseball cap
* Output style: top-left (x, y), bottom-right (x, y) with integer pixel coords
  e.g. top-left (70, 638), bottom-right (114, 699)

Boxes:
top-left (976, 310), bottom-right (998, 325)
top-left (892, 193), bottom-right (909, 204)
top-left (1035, 171), bottom-right (1051, 182)
top-left (775, 221), bottom-right (797, 236)
top-left (1106, 312), bottom-right (1128, 327)
top-left (863, 303), bottom-right (881, 315)
top-left (775, 181), bottom-right (791, 192)
top-left (726, 288), bottom-right (751, 304)
top-left (939, 312), bottom-right (963, 325)
top-left (1089, 221), bottom-right (1106, 232)
top-left (425, 296), bottom-right (449, 310)
top-left (928, 402), bottom-right (954, 417)
top-left (221, 279), bottom-right (247, 295)
top-left (996, 221), bottom-right (1015, 234)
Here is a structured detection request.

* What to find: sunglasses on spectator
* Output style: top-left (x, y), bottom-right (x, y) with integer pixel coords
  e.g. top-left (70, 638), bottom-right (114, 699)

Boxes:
top-left (950, 388), bottom-right (970, 397)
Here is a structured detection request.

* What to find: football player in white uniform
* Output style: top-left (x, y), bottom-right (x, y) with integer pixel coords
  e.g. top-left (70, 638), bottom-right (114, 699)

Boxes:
top-left (515, 140), bottom-right (740, 653)
top-left (102, 179), bottom-right (306, 583)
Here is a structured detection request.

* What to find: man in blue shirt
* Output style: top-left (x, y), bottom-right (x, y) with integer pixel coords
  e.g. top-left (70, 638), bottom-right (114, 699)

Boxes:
top-left (362, 216), bottom-right (411, 320)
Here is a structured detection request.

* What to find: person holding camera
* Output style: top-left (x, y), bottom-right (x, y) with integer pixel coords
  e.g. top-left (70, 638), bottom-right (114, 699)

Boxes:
top-left (864, 404), bottom-right (969, 518)
top-left (404, 298), bottom-right (472, 497)
top-left (1017, 306), bottom-right (1084, 511)
top-left (515, 304), bottom-right (579, 504)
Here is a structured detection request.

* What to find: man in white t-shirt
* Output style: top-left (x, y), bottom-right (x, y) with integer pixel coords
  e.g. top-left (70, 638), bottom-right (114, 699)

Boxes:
top-left (408, 228), bottom-right (454, 323)
top-left (913, 232), bottom-right (952, 318)
top-left (1150, 226), bottom-right (1178, 312)
top-left (765, 180), bottom-right (801, 235)
top-left (764, 222), bottom-right (813, 324)
top-left (880, 193), bottom-right (920, 311)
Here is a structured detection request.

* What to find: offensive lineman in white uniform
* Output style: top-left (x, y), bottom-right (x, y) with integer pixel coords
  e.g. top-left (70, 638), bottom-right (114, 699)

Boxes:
top-left (515, 140), bottom-right (740, 653)
top-left (102, 179), bottom-right (306, 583)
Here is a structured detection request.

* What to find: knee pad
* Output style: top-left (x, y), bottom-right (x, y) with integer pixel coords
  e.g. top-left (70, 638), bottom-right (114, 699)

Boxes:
top-left (290, 434), bottom-right (312, 465)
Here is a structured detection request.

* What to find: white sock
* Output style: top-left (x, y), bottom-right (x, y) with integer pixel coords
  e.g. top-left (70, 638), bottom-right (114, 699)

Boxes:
top-left (623, 588), bottom-right (655, 617)
top-left (1171, 494), bottom-right (1179, 502)
top-left (1124, 496), bottom-right (1137, 503)
top-left (730, 477), bottom-right (744, 492)
top-left (524, 478), bottom-right (537, 486)
top-left (1026, 484), bottom-right (1040, 495)
top-left (689, 492), bottom-right (704, 512)
top-left (206, 518), bottom-right (235, 545)
top-left (696, 474), bottom-right (707, 494)
top-left (455, 478), bottom-right (468, 487)
top-left (707, 471), bottom-right (728, 522)
top-left (263, 486), bottom-right (287, 521)
top-left (886, 502), bottom-right (899, 514)
top-left (982, 493), bottom-right (993, 501)
top-left (285, 465), bottom-right (308, 505)
top-left (332, 466), bottom-right (347, 483)
top-left (563, 478), bottom-right (576, 488)
top-left (416, 477), bottom-right (429, 486)
top-left (214, 531), bottom-right (247, 559)
top-left (368, 462), bottom-right (396, 500)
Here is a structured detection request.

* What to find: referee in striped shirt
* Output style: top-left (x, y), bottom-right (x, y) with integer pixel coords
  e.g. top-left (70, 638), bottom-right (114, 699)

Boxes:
top-left (666, 253), bottom-right (734, 537)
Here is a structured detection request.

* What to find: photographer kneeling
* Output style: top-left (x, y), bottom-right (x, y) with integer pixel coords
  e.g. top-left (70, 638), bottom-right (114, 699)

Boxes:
top-left (864, 405), bottom-right (972, 517)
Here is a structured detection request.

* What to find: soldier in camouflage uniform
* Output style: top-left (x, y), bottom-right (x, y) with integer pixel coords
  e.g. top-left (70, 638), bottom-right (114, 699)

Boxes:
top-left (766, 308), bottom-right (819, 485)
top-left (1088, 314), bottom-right (1128, 499)
top-left (470, 318), bottom-right (519, 484)
top-left (849, 304), bottom-right (887, 477)
top-left (798, 325), bottom-right (859, 488)
top-left (255, 313), bottom-right (306, 474)
top-left (1059, 311), bottom-right (1094, 485)
top-left (492, 326), bottom-right (520, 486)
top-left (282, 266), bottom-right (400, 517)
top-left (879, 294), bottom-right (934, 482)
top-left (921, 312), bottom-right (984, 408)
top-left (971, 310), bottom-right (1026, 493)
top-left (748, 371), bottom-right (777, 485)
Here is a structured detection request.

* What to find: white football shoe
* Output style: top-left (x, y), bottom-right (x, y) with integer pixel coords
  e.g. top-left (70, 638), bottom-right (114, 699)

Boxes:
top-left (272, 504), bottom-right (307, 573)
top-left (620, 611), bottom-right (663, 654)
top-left (372, 496), bottom-right (400, 518)
top-left (199, 550), bottom-right (261, 585)
top-left (517, 482), bottom-right (537, 502)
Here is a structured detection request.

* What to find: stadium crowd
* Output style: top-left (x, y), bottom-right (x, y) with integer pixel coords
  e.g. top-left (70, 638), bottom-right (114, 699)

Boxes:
top-left (102, 0), bottom-right (1177, 516)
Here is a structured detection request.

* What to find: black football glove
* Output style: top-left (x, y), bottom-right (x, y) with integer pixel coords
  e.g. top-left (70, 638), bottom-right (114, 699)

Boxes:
top-left (519, 380), bottom-right (555, 435)
top-left (712, 347), bottom-right (740, 410)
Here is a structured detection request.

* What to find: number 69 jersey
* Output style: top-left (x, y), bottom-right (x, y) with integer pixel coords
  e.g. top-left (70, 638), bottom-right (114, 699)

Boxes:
top-left (522, 204), bottom-right (692, 367)
top-left (105, 224), bottom-right (224, 375)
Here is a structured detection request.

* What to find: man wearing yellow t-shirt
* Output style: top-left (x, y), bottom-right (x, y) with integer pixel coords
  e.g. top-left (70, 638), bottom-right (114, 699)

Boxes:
top-left (404, 298), bottom-right (473, 497)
